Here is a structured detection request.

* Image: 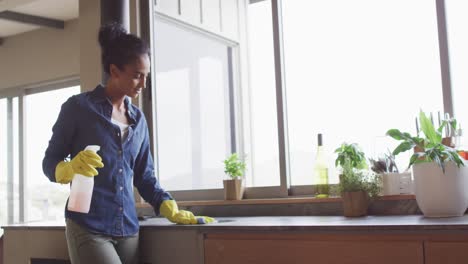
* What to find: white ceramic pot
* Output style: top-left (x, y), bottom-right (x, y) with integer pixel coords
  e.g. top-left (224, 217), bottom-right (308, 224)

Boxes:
top-left (382, 172), bottom-right (413, 195)
top-left (413, 161), bottom-right (468, 217)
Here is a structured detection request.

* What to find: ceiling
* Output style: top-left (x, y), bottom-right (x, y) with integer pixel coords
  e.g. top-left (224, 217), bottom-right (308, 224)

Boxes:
top-left (0, 0), bottom-right (78, 40)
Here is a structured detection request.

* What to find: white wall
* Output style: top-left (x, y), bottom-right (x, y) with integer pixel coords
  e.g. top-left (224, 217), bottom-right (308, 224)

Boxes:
top-left (0, 0), bottom-right (102, 93)
top-left (0, 19), bottom-right (79, 91)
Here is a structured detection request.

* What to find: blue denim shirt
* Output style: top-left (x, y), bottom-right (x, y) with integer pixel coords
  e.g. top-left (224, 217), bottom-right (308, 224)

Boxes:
top-left (43, 85), bottom-right (172, 236)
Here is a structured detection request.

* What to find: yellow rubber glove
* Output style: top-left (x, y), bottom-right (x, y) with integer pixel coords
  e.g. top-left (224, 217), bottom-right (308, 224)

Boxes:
top-left (55, 150), bottom-right (104, 184)
top-left (160, 200), bottom-right (215, 224)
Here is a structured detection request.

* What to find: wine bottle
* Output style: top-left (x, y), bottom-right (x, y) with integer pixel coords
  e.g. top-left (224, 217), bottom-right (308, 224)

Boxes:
top-left (314, 133), bottom-right (329, 198)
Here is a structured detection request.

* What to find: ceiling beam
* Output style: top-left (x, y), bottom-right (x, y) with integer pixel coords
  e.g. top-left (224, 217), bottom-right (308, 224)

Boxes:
top-left (0, 11), bottom-right (64, 29)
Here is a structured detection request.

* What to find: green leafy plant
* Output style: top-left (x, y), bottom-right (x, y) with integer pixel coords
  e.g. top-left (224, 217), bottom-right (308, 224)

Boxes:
top-left (386, 110), bottom-right (464, 173)
top-left (369, 151), bottom-right (399, 174)
top-left (338, 159), bottom-right (382, 198)
top-left (335, 143), bottom-right (368, 170)
top-left (335, 143), bottom-right (381, 198)
top-left (223, 153), bottom-right (246, 179)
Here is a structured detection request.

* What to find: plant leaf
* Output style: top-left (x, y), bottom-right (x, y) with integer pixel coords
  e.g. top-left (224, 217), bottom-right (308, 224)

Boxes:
top-left (420, 110), bottom-right (441, 144)
top-left (386, 129), bottom-right (405, 140)
top-left (392, 142), bottom-right (414, 156)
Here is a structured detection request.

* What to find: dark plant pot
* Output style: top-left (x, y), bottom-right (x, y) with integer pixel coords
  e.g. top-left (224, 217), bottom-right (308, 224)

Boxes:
top-left (342, 191), bottom-right (369, 217)
top-left (223, 179), bottom-right (244, 200)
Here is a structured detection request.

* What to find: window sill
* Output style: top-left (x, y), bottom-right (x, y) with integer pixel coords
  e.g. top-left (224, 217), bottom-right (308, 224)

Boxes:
top-left (136, 194), bottom-right (415, 208)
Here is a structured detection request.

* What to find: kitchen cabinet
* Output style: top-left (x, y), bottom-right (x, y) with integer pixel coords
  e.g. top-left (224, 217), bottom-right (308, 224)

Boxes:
top-left (204, 233), bottom-right (423, 264)
top-left (425, 242), bottom-right (468, 264)
top-left (5, 216), bottom-right (468, 264)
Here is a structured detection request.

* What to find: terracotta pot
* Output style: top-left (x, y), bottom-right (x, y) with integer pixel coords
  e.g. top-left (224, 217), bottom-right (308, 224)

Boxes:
top-left (223, 179), bottom-right (244, 200)
top-left (342, 191), bottom-right (369, 217)
top-left (442, 137), bottom-right (455, 147)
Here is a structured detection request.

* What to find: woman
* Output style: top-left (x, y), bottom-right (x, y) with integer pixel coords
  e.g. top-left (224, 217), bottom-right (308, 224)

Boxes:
top-left (42, 23), bottom-right (213, 264)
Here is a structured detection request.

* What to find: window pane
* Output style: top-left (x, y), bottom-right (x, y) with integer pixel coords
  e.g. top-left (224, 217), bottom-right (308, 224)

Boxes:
top-left (0, 99), bottom-right (6, 235)
top-left (445, 0), bottom-right (468, 149)
top-left (13, 97), bottom-right (19, 223)
top-left (0, 98), bottom-right (20, 230)
top-left (247, 0), bottom-right (280, 187)
top-left (25, 86), bottom-right (80, 222)
top-left (282, 0), bottom-right (443, 185)
top-left (154, 19), bottom-right (232, 191)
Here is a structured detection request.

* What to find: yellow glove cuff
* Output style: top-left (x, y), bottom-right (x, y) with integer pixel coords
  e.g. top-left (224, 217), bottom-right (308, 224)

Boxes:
top-left (160, 200), bottom-right (215, 225)
top-left (160, 200), bottom-right (178, 219)
top-left (55, 161), bottom-right (74, 184)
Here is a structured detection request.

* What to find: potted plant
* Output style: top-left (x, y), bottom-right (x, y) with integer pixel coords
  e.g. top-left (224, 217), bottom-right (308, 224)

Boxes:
top-left (335, 143), bottom-right (368, 171)
top-left (369, 152), bottom-right (412, 195)
top-left (223, 153), bottom-right (246, 200)
top-left (387, 110), bottom-right (467, 217)
top-left (335, 143), bottom-right (381, 217)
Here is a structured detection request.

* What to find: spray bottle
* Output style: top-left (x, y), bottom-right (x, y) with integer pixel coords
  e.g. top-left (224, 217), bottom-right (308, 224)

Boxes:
top-left (67, 145), bottom-right (100, 213)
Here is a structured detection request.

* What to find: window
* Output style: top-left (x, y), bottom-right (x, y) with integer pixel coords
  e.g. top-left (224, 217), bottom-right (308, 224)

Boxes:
top-left (445, 0), bottom-right (468, 149)
top-left (25, 86), bottom-right (80, 222)
top-left (247, 0), bottom-right (280, 187)
top-left (0, 97), bottom-right (20, 233)
top-left (281, 0), bottom-right (444, 185)
top-left (146, 0), bottom-right (461, 200)
top-left (0, 99), bottom-right (7, 235)
top-left (0, 83), bottom-right (80, 232)
top-left (154, 17), bottom-right (234, 191)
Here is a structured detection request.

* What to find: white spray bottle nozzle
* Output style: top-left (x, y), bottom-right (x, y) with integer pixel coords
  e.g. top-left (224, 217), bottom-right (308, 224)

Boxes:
top-left (85, 145), bottom-right (100, 152)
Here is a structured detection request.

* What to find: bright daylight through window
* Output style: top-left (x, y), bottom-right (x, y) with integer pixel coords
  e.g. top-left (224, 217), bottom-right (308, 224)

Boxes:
top-left (281, 0), bottom-right (444, 185)
top-left (24, 86), bottom-right (81, 222)
top-left (154, 18), bottom-right (233, 191)
top-left (445, 0), bottom-right (468, 150)
top-left (0, 85), bottom-right (80, 233)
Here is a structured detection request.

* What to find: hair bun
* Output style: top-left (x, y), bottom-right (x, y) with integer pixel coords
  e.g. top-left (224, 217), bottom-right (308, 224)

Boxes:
top-left (98, 22), bottom-right (127, 49)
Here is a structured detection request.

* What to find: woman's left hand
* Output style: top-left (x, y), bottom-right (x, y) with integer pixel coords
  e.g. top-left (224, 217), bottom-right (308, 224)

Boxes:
top-left (160, 200), bottom-right (215, 224)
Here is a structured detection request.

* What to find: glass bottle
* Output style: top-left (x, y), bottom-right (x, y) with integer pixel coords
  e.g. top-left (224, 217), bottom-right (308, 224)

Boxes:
top-left (313, 133), bottom-right (329, 198)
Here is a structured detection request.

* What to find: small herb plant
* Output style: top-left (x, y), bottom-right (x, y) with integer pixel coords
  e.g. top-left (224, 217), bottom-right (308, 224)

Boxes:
top-left (338, 159), bottom-right (382, 198)
top-left (386, 110), bottom-right (464, 173)
top-left (223, 153), bottom-right (246, 179)
top-left (369, 151), bottom-right (399, 174)
top-left (336, 143), bottom-right (381, 198)
top-left (335, 143), bottom-right (368, 170)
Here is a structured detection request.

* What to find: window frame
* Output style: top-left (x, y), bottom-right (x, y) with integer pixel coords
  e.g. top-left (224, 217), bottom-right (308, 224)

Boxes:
top-left (140, 1), bottom-right (255, 200)
top-left (0, 76), bottom-right (80, 223)
top-left (140, 0), bottom-right (456, 201)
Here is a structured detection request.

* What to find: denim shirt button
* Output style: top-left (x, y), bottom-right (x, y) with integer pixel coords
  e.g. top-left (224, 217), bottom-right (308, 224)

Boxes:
top-left (119, 168), bottom-right (123, 173)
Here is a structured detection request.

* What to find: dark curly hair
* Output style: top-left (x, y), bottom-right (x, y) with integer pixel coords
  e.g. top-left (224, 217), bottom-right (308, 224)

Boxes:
top-left (98, 23), bottom-right (150, 74)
